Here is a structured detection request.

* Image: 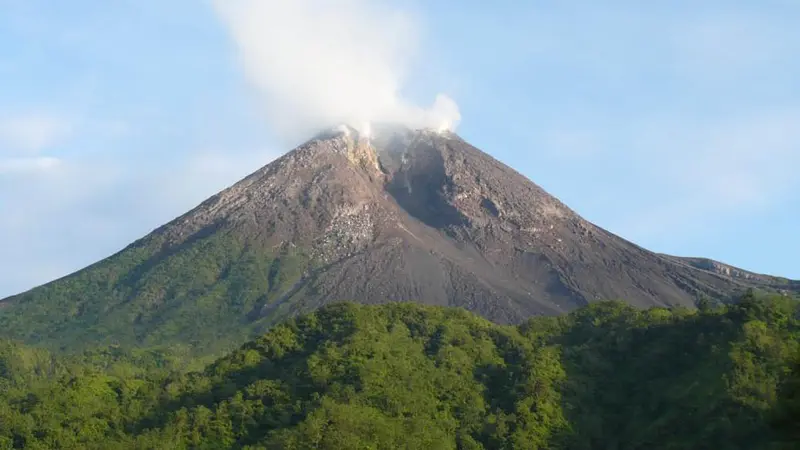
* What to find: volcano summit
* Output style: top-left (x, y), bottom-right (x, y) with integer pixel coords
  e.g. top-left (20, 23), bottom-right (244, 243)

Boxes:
top-left (1, 125), bottom-right (795, 351)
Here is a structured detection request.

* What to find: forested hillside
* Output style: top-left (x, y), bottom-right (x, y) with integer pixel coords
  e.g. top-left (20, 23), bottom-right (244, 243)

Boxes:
top-left (2, 293), bottom-right (798, 449)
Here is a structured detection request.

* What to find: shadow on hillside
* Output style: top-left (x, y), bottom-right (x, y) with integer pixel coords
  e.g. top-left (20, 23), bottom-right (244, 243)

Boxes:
top-left (129, 306), bottom-right (363, 444)
top-left (549, 307), bottom-right (772, 450)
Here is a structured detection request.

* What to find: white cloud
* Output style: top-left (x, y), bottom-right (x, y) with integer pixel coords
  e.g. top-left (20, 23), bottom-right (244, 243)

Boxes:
top-left (0, 156), bottom-right (62, 174)
top-left (0, 114), bottom-right (74, 154)
top-left (213, 0), bottom-right (460, 140)
top-left (0, 146), bottom-right (280, 298)
top-left (0, 156), bottom-right (123, 297)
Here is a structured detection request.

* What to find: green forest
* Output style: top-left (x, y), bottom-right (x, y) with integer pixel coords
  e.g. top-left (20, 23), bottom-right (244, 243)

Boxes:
top-left (2, 292), bottom-right (799, 449)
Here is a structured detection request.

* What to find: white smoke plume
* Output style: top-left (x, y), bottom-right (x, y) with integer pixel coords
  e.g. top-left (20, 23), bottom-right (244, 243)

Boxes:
top-left (213, 0), bottom-right (460, 140)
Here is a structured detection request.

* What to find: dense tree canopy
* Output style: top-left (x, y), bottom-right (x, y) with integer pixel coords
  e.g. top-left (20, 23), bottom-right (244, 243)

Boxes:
top-left (1, 294), bottom-right (798, 449)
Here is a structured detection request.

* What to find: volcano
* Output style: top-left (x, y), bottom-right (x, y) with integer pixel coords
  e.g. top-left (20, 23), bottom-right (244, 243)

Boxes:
top-left (1, 125), bottom-right (795, 351)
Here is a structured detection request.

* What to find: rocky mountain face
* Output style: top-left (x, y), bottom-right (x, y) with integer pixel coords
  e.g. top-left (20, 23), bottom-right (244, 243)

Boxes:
top-left (665, 256), bottom-right (796, 288)
top-left (0, 125), bottom-right (796, 351)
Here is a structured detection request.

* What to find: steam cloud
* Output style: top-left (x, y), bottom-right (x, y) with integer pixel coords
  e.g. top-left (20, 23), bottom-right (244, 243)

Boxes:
top-left (213, 0), bottom-right (460, 139)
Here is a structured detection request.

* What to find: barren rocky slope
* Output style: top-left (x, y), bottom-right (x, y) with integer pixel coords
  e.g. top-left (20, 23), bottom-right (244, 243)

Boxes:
top-left (0, 125), bottom-right (795, 350)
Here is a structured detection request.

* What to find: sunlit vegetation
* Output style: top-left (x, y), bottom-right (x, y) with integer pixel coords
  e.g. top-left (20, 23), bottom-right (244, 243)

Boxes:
top-left (0, 232), bottom-right (309, 356)
top-left (1, 293), bottom-right (798, 449)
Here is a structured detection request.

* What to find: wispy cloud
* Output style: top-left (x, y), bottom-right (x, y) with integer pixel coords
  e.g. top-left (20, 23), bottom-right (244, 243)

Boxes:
top-left (0, 114), bottom-right (74, 154)
top-left (0, 144), bottom-right (279, 297)
top-left (0, 156), bottom-right (61, 174)
top-left (213, 0), bottom-right (460, 140)
top-left (2, 0), bottom-right (799, 295)
top-left (0, 159), bottom-right (123, 296)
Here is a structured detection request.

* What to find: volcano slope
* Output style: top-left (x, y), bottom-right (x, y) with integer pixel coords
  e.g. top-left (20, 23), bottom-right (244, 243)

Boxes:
top-left (0, 125), bottom-right (795, 352)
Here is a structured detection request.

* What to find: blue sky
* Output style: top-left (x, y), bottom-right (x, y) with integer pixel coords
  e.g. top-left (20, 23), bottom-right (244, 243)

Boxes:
top-left (1, 0), bottom-right (798, 298)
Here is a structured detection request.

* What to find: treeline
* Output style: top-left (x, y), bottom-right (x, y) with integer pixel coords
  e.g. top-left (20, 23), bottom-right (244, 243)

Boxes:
top-left (1, 293), bottom-right (799, 449)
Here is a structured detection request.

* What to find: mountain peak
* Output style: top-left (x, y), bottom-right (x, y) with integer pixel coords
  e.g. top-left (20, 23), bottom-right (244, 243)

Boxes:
top-left (315, 122), bottom-right (455, 146)
top-left (1, 128), bottom-right (796, 352)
